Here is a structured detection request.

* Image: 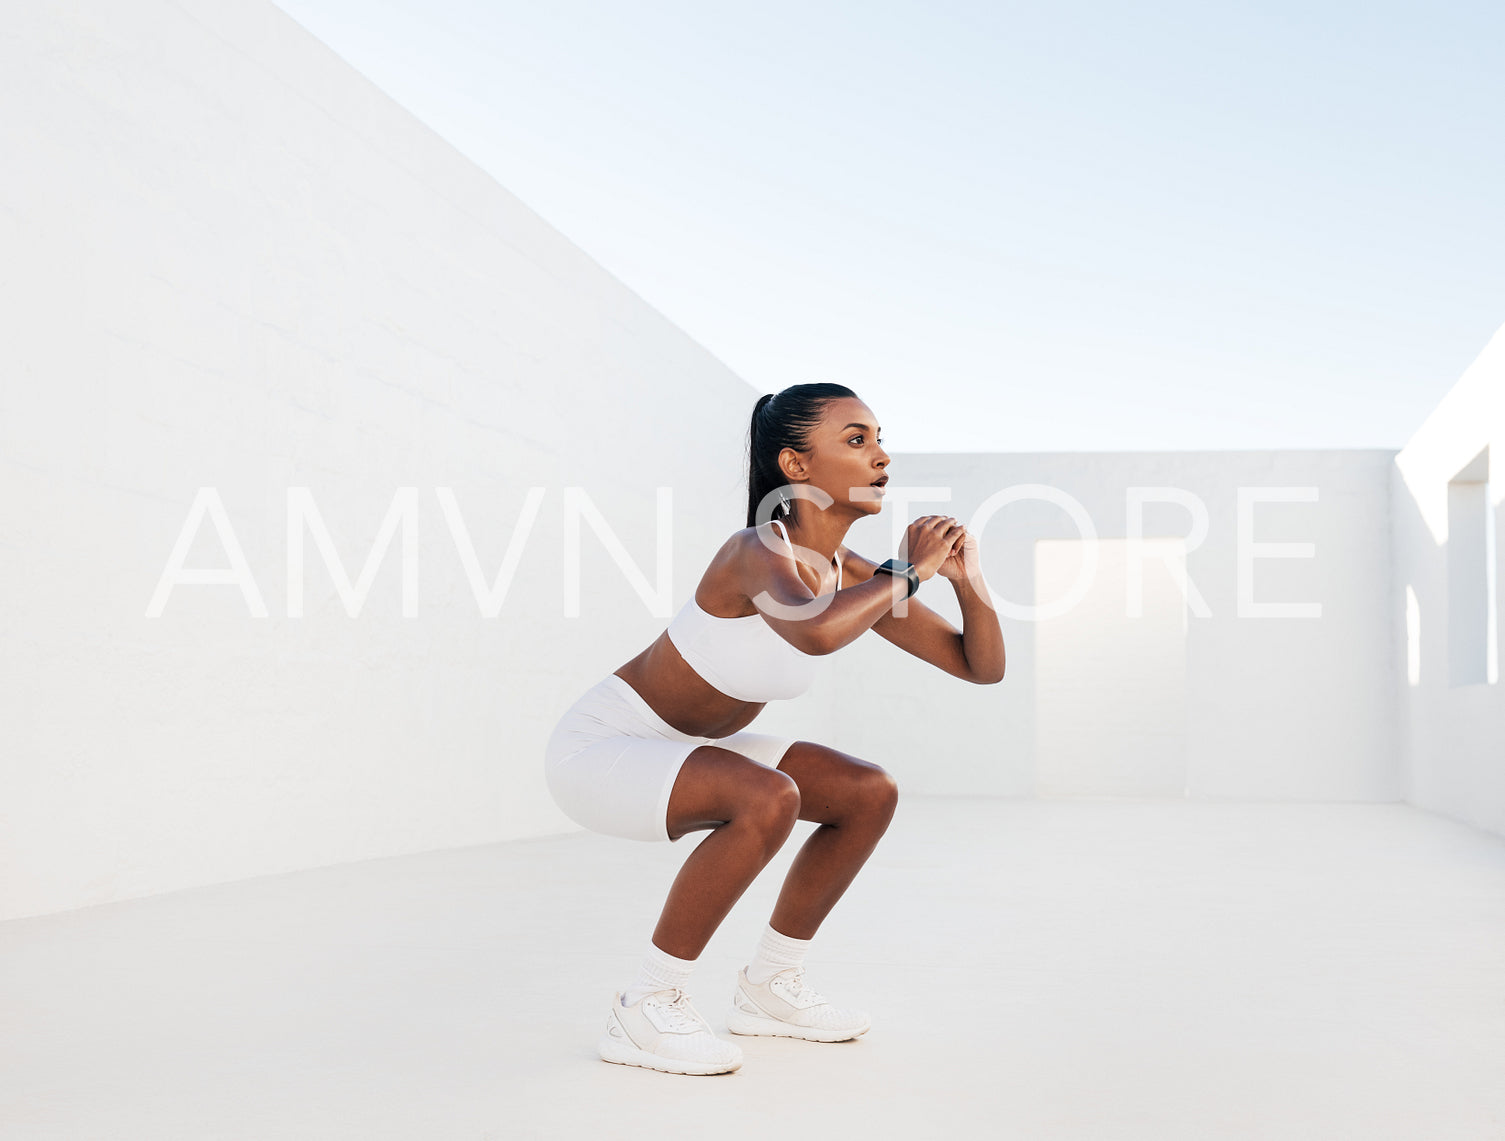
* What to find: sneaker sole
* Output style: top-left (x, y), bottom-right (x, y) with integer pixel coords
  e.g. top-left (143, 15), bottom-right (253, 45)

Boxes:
top-left (725, 1006), bottom-right (870, 1042)
top-left (597, 1033), bottom-right (742, 1075)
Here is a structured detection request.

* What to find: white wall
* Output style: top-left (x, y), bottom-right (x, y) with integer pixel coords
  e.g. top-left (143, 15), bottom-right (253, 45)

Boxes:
top-left (0, 0), bottom-right (761, 922)
top-left (1393, 322), bottom-right (1505, 836)
top-left (3, 0), bottom-right (1494, 926)
top-left (824, 450), bottom-right (1402, 802)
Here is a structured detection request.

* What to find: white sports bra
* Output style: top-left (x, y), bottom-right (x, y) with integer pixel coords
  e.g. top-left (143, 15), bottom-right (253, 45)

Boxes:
top-left (665, 519), bottom-right (843, 703)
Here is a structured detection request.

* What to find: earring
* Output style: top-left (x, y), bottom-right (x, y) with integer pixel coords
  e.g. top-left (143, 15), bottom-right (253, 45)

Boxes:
top-left (778, 491), bottom-right (791, 516)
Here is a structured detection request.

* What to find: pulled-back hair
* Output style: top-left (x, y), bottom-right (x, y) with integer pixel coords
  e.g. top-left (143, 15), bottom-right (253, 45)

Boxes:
top-left (745, 383), bottom-right (858, 529)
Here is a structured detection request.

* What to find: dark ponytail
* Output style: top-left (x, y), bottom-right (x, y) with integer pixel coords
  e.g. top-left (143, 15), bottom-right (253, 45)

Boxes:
top-left (745, 383), bottom-right (858, 529)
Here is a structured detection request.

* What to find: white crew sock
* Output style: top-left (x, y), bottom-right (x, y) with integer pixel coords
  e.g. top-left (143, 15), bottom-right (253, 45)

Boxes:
top-left (745, 922), bottom-right (812, 985)
top-left (621, 939), bottom-right (697, 1007)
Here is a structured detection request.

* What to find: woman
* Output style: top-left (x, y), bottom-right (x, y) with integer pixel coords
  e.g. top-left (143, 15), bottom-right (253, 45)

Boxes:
top-left (544, 383), bottom-right (1005, 1076)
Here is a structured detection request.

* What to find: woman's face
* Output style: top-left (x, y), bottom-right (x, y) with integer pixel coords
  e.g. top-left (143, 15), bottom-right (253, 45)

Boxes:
top-left (781, 397), bottom-right (890, 517)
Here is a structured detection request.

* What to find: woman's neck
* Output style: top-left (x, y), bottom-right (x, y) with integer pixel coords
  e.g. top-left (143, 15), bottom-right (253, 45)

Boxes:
top-left (777, 513), bottom-right (848, 569)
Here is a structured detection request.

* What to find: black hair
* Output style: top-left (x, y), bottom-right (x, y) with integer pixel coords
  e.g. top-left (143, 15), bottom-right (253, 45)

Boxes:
top-left (745, 383), bottom-right (859, 529)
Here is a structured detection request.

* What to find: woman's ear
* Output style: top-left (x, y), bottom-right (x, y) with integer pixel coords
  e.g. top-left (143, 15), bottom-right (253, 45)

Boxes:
top-left (777, 446), bottom-right (807, 481)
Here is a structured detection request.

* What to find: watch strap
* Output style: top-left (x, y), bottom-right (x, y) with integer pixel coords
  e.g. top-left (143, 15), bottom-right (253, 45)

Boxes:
top-left (874, 558), bottom-right (920, 599)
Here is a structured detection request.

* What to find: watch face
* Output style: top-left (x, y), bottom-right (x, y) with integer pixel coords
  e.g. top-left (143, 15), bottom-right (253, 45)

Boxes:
top-left (874, 560), bottom-right (917, 596)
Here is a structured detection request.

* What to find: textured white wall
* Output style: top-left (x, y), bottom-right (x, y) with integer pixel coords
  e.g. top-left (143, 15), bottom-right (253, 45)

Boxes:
top-left (826, 450), bottom-right (1402, 802)
top-left (1393, 321), bottom-right (1505, 836)
top-left (0, 0), bottom-right (761, 921)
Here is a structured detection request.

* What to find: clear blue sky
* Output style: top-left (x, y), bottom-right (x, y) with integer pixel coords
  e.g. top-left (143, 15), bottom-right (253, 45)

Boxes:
top-left (272, 0), bottom-right (1505, 453)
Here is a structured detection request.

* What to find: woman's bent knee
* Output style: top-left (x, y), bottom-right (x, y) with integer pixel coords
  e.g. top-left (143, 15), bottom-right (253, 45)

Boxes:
top-left (740, 769), bottom-right (800, 839)
top-left (854, 767), bottom-right (899, 823)
top-left (669, 747), bottom-right (801, 840)
top-left (704, 769), bottom-right (798, 856)
top-left (766, 770), bottom-right (802, 825)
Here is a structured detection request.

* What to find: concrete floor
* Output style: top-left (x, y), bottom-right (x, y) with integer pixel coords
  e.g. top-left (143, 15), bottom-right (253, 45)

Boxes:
top-left (3, 798), bottom-right (1504, 1140)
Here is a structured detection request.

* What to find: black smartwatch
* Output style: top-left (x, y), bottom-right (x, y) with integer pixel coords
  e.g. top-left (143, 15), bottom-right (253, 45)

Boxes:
top-left (873, 558), bottom-right (920, 599)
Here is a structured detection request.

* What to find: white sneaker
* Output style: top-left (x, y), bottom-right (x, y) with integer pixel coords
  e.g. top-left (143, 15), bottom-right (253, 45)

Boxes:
top-left (726, 965), bottom-right (871, 1042)
top-left (598, 987), bottom-right (743, 1075)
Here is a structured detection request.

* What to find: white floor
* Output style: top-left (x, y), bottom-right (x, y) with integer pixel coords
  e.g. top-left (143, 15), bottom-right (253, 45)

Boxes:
top-left (3, 798), bottom-right (1504, 1140)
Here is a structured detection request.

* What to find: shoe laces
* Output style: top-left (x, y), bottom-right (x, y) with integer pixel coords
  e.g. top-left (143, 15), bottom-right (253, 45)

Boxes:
top-left (776, 966), bottom-right (827, 1005)
top-left (647, 987), bottom-right (708, 1033)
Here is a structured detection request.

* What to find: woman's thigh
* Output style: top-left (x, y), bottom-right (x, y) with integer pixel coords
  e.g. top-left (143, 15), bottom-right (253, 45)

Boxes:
top-left (769, 740), bottom-right (899, 826)
top-left (663, 744), bottom-right (801, 842)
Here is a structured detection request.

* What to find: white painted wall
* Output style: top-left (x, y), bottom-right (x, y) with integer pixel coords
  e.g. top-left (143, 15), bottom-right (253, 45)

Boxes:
top-left (1033, 538), bottom-right (1189, 798)
top-left (1392, 322), bottom-right (1505, 836)
top-left (0, 0), bottom-right (763, 921)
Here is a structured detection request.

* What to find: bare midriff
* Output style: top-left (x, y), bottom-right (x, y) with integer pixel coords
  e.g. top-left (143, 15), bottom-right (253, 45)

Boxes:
top-left (612, 633), bottom-right (765, 739)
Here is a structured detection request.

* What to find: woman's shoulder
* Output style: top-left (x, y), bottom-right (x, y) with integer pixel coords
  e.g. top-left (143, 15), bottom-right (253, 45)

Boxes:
top-left (677, 525), bottom-right (768, 618)
top-left (718, 521), bottom-right (783, 575)
top-left (698, 522), bottom-right (794, 597)
top-left (717, 520), bottom-right (785, 554)
top-left (730, 522), bottom-right (872, 590)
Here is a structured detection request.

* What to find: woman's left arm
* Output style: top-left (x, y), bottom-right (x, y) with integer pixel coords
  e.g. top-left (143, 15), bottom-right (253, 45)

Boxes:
top-left (840, 527), bottom-right (1005, 684)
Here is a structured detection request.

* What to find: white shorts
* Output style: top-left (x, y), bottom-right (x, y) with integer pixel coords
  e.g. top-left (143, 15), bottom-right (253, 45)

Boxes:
top-left (544, 673), bottom-right (797, 844)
